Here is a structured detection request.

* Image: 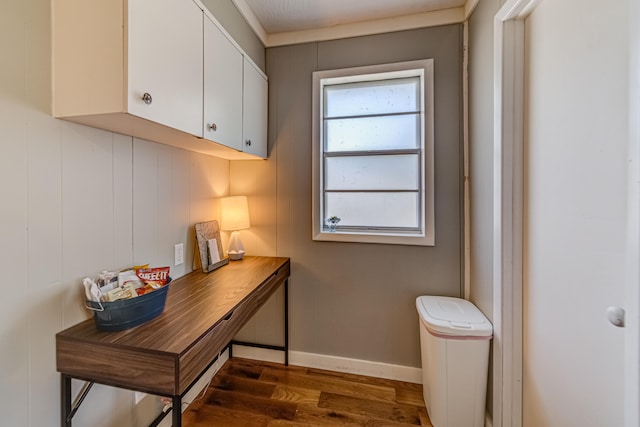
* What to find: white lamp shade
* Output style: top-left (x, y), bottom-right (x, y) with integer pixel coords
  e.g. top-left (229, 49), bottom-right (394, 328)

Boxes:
top-left (220, 196), bottom-right (250, 231)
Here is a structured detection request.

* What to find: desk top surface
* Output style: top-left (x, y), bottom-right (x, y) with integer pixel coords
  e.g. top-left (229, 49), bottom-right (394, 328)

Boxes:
top-left (56, 256), bottom-right (290, 356)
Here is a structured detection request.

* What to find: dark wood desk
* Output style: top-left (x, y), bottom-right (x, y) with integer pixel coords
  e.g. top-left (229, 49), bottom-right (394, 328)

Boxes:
top-left (56, 256), bottom-right (290, 427)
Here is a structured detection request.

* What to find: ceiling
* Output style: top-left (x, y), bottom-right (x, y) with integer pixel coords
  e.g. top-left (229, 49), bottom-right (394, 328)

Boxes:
top-left (232, 0), bottom-right (477, 47)
top-left (242, 0), bottom-right (467, 33)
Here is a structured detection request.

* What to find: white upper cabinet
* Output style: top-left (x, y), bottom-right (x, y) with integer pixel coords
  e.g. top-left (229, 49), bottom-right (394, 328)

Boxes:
top-left (53, 0), bottom-right (202, 137)
top-left (242, 59), bottom-right (268, 158)
top-left (52, 0), bottom-right (268, 160)
top-left (203, 15), bottom-right (243, 151)
top-left (128, 0), bottom-right (203, 137)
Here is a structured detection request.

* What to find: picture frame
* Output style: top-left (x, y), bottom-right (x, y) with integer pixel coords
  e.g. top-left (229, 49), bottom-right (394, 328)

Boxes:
top-left (194, 220), bottom-right (229, 273)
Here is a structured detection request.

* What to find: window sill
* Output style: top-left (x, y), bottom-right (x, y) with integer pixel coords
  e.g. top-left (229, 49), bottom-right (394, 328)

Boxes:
top-left (313, 230), bottom-right (434, 246)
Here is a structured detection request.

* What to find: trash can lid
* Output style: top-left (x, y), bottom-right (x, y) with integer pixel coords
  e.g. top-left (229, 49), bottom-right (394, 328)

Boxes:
top-left (416, 296), bottom-right (493, 339)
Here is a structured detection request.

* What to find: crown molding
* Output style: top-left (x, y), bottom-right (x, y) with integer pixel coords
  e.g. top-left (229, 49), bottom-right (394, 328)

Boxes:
top-left (232, 1), bottom-right (479, 48)
top-left (266, 7), bottom-right (464, 47)
top-left (231, 0), bottom-right (268, 43)
top-left (464, 0), bottom-right (481, 19)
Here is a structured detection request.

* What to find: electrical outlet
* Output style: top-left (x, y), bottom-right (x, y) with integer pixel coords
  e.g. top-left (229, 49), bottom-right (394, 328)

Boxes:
top-left (174, 243), bottom-right (184, 266)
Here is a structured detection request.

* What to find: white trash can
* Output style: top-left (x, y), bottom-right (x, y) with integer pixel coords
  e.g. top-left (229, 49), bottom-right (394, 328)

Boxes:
top-left (416, 296), bottom-right (493, 427)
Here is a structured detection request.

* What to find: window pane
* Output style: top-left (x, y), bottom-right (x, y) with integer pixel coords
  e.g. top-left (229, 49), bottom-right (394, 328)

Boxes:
top-left (325, 155), bottom-right (419, 191)
top-left (325, 192), bottom-right (419, 228)
top-left (324, 77), bottom-right (419, 118)
top-left (325, 114), bottom-right (419, 152)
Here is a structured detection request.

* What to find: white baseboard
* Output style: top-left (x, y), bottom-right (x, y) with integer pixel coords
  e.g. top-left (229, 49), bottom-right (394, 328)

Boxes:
top-left (153, 349), bottom-right (229, 427)
top-left (231, 344), bottom-right (422, 384)
top-left (231, 344), bottom-right (287, 364)
top-left (182, 348), bottom-right (230, 406)
top-left (290, 351), bottom-right (423, 384)
top-left (485, 412), bottom-right (493, 427)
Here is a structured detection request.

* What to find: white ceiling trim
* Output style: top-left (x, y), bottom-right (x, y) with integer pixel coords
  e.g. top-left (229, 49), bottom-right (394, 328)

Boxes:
top-left (232, 0), bottom-right (472, 47)
top-left (464, 0), bottom-right (481, 19)
top-left (267, 7), bottom-right (464, 47)
top-left (231, 0), bottom-right (268, 42)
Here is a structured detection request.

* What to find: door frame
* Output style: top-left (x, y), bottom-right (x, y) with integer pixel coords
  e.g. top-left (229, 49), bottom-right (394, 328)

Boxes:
top-left (625, 1), bottom-right (640, 425)
top-left (492, 1), bottom-right (540, 426)
top-left (493, 1), bottom-right (640, 427)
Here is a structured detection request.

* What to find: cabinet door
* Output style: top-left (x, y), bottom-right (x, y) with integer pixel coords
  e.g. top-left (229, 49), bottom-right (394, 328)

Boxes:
top-left (127, 0), bottom-right (203, 137)
top-left (203, 15), bottom-right (243, 151)
top-left (242, 59), bottom-right (268, 158)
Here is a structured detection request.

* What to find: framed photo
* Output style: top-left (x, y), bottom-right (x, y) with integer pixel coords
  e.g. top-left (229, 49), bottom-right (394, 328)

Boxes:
top-left (194, 220), bottom-right (229, 273)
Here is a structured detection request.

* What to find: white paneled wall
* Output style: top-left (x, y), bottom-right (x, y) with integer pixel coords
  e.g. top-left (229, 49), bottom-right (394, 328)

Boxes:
top-left (0, 2), bottom-right (231, 426)
top-left (4, 127), bottom-right (230, 426)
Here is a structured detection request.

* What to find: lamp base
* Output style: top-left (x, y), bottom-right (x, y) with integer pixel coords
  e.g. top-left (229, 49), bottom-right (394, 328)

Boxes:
top-left (227, 250), bottom-right (245, 261)
top-left (227, 231), bottom-right (246, 261)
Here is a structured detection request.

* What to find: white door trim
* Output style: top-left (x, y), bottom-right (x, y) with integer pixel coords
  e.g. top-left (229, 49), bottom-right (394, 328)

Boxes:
top-left (626, 1), bottom-right (640, 425)
top-left (492, 1), bottom-right (541, 427)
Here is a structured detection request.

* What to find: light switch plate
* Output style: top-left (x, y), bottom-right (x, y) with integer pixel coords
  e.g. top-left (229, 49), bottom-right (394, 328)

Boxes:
top-left (174, 243), bottom-right (184, 266)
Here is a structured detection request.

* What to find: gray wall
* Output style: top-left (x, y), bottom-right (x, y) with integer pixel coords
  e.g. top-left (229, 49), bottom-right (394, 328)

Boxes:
top-left (238, 25), bottom-right (464, 368)
top-left (201, 0), bottom-right (265, 71)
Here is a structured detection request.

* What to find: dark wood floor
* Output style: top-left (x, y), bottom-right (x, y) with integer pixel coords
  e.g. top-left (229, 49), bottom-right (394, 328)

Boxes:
top-left (182, 357), bottom-right (433, 426)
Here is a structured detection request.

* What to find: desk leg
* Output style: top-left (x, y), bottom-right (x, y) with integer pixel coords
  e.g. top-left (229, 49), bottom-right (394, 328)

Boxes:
top-left (61, 375), bottom-right (72, 427)
top-left (172, 396), bottom-right (182, 427)
top-left (284, 278), bottom-right (289, 366)
top-left (227, 277), bottom-right (290, 366)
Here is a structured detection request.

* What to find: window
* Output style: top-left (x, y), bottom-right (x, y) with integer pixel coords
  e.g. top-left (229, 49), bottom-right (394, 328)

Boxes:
top-left (312, 59), bottom-right (434, 246)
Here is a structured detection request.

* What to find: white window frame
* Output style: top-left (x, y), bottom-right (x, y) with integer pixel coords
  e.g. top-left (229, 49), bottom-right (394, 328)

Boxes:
top-left (312, 59), bottom-right (435, 246)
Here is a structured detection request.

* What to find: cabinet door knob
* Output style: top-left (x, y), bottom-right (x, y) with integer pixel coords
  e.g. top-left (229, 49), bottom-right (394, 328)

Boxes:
top-left (207, 123), bottom-right (217, 131)
top-left (245, 139), bottom-right (251, 146)
top-left (141, 93), bottom-right (152, 105)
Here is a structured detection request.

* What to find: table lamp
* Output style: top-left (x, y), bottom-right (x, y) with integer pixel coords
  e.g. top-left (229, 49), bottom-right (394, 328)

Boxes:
top-left (220, 196), bottom-right (250, 260)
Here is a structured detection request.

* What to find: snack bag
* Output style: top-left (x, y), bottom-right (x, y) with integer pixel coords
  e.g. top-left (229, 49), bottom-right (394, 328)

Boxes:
top-left (136, 267), bottom-right (170, 285)
top-left (135, 267), bottom-right (170, 295)
top-left (118, 269), bottom-right (144, 289)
